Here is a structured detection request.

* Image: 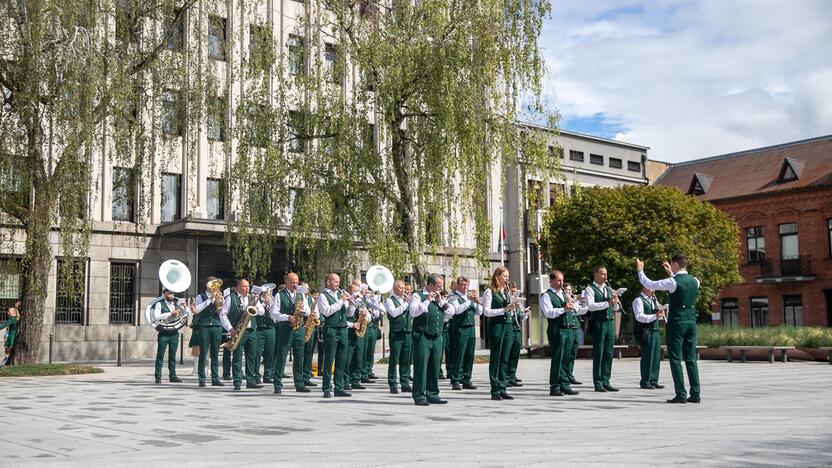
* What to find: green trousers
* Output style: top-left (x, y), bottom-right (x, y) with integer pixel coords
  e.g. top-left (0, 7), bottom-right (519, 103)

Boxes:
top-left (347, 330), bottom-right (366, 385)
top-left (231, 328), bottom-right (258, 386)
top-left (255, 327), bottom-right (276, 381)
top-left (363, 323), bottom-right (377, 377)
top-left (303, 328), bottom-right (317, 383)
top-left (639, 328), bottom-right (661, 386)
top-left (508, 326), bottom-right (522, 383)
top-left (442, 326), bottom-right (450, 376)
top-left (154, 332), bottom-right (179, 380)
top-left (317, 331), bottom-right (325, 377)
top-left (564, 329), bottom-right (579, 382)
top-left (547, 326), bottom-right (575, 391)
top-left (198, 325), bottom-right (222, 383)
top-left (667, 320), bottom-right (700, 399)
top-left (387, 330), bottom-right (412, 388)
top-left (412, 330), bottom-right (443, 403)
top-left (449, 325), bottom-right (476, 385)
top-left (322, 326), bottom-right (348, 392)
top-left (487, 320), bottom-right (513, 396)
top-left (591, 319), bottom-right (614, 388)
top-left (274, 322), bottom-right (306, 390)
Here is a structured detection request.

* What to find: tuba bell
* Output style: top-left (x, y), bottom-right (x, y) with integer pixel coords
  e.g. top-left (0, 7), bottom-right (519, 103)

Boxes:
top-left (144, 260), bottom-right (193, 332)
top-left (366, 264), bottom-right (394, 295)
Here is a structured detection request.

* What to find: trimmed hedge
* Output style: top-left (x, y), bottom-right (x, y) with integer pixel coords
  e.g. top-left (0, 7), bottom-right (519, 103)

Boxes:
top-left (0, 364), bottom-right (104, 377)
top-left (668, 325), bottom-right (832, 348)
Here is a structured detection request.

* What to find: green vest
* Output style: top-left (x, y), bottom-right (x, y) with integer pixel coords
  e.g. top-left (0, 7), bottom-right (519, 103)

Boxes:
top-left (226, 293), bottom-right (245, 329)
top-left (321, 290), bottom-right (347, 328)
top-left (588, 283), bottom-right (615, 321)
top-left (197, 293), bottom-right (222, 327)
top-left (545, 289), bottom-right (579, 329)
top-left (254, 293), bottom-right (273, 329)
top-left (487, 289), bottom-right (512, 325)
top-left (155, 299), bottom-right (179, 335)
top-left (638, 295), bottom-right (660, 331)
top-left (412, 291), bottom-right (444, 336)
top-left (387, 295), bottom-right (412, 333)
top-left (277, 289), bottom-right (305, 330)
top-left (668, 273), bottom-right (698, 322)
top-left (450, 292), bottom-right (476, 327)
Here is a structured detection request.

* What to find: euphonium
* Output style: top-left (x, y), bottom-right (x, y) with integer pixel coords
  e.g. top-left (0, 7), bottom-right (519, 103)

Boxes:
top-left (207, 278), bottom-right (224, 309)
top-left (304, 292), bottom-right (320, 343)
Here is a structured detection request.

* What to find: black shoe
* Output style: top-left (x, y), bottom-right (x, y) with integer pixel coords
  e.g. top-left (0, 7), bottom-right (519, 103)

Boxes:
top-left (334, 390), bottom-right (352, 397)
top-left (515, 378), bottom-right (523, 383)
top-left (212, 380), bottom-right (224, 386)
top-left (549, 389), bottom-right (564, 396)
top-left (351, 383), bottom-right (366, 390)
top-left (569, 378), bottom-right (583, 385)
top-left (686, 396), bottom-right (700, 403)
top-left (666, 396), bottom-right (687, 404)
top-left (594, 387), bottom-right (607, 392)
top-left (491, 394), bottom-right (503, 401)
top-left (563, 388), bottom-right (580, 396)
top-left (408, 376), bottom-right (413, 381)
top-left (452, 384), bottom-right (462, 390)
top-left (234, 384), bottom-right (241, 391)
top-left (401, 385), bottom-right (413, 393)
top-left (368, 373), bottom-right (378, 379)
top-left (273, 388), bottom-right (283, 394)
top-left (223, 375), bottom-right (231, 381)
top-left (390, 387), bottom-right (399, 394)
top-left (415, 400), bottom-right (430, 406)
top-left (603, 385), bottom-right (619, 392)
top-left (499, 393), bottom-right (514, 400)
top-left (428, 399), bottom-right (448, 404)
top-left (462, 383), bottom-right (478, 390)
top-left (640, 384), bottom-right (656, 389)
top-left (344, 384), bottom-right (352, 390)
top-left (360, 378), bottom-right (376, 384)
top-left (199, 381), bottom-right (206, 388)
top-left (296, 387), bottom-right (311, 393)
top-left (263, 378), bottom-right (273, 384)
top-left (247, 383), bottom-right (263, 389)
top-left (508, 381), bottom-right (523, 387)
top-left (323, 391), bottom-right (331, 398)
top-left (652, 383), bottom-right (665, 389)
top-left (305, 381), bottom-right (318, 387)
top-left (170, 377), bottom-right (183, 383)
top-left (155, 378), bottom-right (161, 384)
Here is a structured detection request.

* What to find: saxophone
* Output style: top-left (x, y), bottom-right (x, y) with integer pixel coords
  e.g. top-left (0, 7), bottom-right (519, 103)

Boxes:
top-left (355, 294), bottom-right (370, 337)
top-left (304, 292), bottom-right (320, 343)
top-left (228, 293), bottom-right (258, 351)
top-left (292, 289), bottom-right (306, 331)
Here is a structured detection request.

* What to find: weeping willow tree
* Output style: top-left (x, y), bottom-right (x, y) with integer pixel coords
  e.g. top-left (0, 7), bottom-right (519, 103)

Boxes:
top-left (0, 0), bottom-right (199, 363)
top-left (229, 0), bottom-right (558, 285)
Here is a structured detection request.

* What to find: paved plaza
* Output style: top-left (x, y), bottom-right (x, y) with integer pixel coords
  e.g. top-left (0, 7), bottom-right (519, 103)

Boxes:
top-left (1, 357), bottom-right (830, 467)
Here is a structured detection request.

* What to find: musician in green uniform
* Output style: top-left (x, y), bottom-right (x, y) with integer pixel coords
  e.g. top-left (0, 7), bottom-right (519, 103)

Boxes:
top-left (447, 277), bottom-right (481, 391)
top-left (584, 266), bottom-right (621, 392)
top-left (0, 302), bottom-right (19, 368)
top-left (271, 273), bottom-right (310, 393)
top-left (562, 284), bottom-right (584, 386)
top-left (301, 284), bottom-right (318, 388)
top-left (385, 280), bottom-right (413, 394)
top-left (193, 278), bottom-right (224, 387)
top-left (481, 267), bottom-right (520, 401)
top-left (506, 281), bottom-right (525, 387)
top-left (317, 273), bottom-right (361, 398)
top-left (637, 255), bottom-right (701, 403)
top-left (219, 279), bottom-right (265, 391)
top-left (632, 287), bottom-right (666, 390)
top-left (540, 271), bottom-right (582, 396)
top-left (408, 273), bottom-right (453, 406)
top-left (151, 289), bottom-right (184, 384)
top-left (253, 286), bottom-right (277, 385)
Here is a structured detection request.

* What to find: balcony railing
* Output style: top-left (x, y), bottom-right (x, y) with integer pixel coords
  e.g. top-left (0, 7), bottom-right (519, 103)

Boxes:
top-left (758, 256), bottom-right (814, 280)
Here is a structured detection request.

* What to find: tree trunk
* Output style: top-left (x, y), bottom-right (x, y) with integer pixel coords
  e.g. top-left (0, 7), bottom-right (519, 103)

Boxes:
top-left (391, 124), bottom-right (426, 286)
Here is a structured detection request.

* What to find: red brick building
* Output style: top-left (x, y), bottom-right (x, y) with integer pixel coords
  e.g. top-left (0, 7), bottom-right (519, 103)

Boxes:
top-left (655, 135), bottom-right (832, 327)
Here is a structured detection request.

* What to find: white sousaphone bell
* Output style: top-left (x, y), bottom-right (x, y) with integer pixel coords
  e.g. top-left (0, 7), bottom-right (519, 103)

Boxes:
top-left (144, 259), bottom-right (193, 332)
top-left (366, 264), bottom-right (394, 294)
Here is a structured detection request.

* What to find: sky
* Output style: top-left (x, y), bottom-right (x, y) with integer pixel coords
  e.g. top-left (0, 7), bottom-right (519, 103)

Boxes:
top-left (537, 0), bottom-right (832, 163)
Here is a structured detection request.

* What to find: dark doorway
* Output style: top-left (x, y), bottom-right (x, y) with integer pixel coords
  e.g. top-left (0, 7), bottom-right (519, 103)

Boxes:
top-left (824, 289), bottom-right (832, 327)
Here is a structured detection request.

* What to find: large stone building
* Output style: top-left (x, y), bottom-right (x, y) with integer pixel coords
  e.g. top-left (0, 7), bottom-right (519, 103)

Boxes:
top-left (655, 135), bottom-right (832, 327)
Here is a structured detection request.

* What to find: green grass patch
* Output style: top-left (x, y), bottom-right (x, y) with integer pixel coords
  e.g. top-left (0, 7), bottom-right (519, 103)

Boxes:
top-left (0, 364), bottom-right (104, 377)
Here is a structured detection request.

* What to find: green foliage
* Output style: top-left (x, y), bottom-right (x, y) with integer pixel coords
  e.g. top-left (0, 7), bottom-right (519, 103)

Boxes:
top-left (539, 185), bottom-right (742, 315)
top-left (690, 325), bottom-right (832, 348)
top-left (0, 364), bottom-right (103, 377)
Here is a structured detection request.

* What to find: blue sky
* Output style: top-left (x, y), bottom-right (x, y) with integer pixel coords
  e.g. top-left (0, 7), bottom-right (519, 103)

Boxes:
top-left (537, 0), bottom-right (832, 162)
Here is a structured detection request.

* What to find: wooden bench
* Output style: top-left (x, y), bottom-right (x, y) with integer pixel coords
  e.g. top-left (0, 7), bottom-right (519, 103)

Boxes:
top-left (660, 345), bottom-right (707, 361)
top-left (579, 345), bottom-right (629, 359)
top-left (719, 346), bottom-right (795, 363)
top-left (820, 347), bottom-right (832, 365)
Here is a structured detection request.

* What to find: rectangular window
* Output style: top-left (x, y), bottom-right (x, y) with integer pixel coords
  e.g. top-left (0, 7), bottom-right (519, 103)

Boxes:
top-left (288, 111), bottom-right (305, 153)
top-left (528, 243), bottom-right (540, 274)
top-left (548, 145), bottom-right (563, 159)
top-left (0, 258), bottom-right (22, 322)
top-left (161, 89), bottom-right (182, 137)
top-left (207, 96), bottom-right (226, 142)
top-left (569, 150), bottom-right (584, 162)
top-left (56, 260), bottom-right (86, 325)
top-left (165, 10), bottom-right (184, 51)
top-left (746, 226), bottom-right (765, 263)
top-left (109, 263), bottom-right (136, 325)
top-left (779, 223), bottom-right (798, 260)
top-left (208, 16), bottom-right (227, 61)
top-left (324, 43), bottom-right (338, 83)
top-left (609, 157), bottom-right (623, 169)
top-left (628, 161), bottom-right (642, 172)
top-left (160, 173), bottom-right (182, 223)
top-left (720, 298), bottom-right (739, 327)
top-left (750, 297), bottom-right (768, 328)
top-left (206, 178), bottom-right (225, 220)
top-left (590, 154), bottom-right (604, 165)
top-left (783, 295), bottom-right (803, 326)
top-left (112, 167), bottom-right (135, 222)
top-left (288, 35), bottom-right (305, 76)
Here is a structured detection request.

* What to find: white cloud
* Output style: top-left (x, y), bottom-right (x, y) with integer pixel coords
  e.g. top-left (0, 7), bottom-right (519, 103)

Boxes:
top-left (540, 0), bottom-right (832, 162)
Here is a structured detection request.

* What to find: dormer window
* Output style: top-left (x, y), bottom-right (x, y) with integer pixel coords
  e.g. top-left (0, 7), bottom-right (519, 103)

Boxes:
top-left (688, 172), bottom-right (713, 195)
top-left (777, 157), bottom-right (804, 183)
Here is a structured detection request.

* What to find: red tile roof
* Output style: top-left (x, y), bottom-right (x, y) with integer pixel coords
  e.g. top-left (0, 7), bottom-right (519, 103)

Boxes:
top-left (655, 135), bottom-right (832, 201)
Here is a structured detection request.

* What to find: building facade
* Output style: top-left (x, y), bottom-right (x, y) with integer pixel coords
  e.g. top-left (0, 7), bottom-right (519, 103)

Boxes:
top-left (655, 135), bottom-right (832, 327)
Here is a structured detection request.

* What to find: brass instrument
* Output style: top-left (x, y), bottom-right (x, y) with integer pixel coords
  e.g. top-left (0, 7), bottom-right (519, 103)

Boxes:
top-left (355, 305), bottom-right (370, 337)
top-left (292, 285), bottom-right (308, 331)
top-left (304, 291), bottom-right (320, 343)
top-left (144, 259), bottom-right (193, 332)
top-left (229, 287), bottom-right (264, 352)
top-left (207, 278), bottom-right (224, 309)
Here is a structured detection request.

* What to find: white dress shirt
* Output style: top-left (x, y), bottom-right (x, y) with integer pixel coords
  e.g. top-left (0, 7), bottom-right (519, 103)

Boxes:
top-left (448, 290), bottom-right (483, 315)
top-left (384, 294), bottom-right (409, 318)
top-left (637, 270), bottom-right (700, 293)
top-left (539, 287), bottom-right (568, 319)
top-left (632, 294), bottom-right (661, 324)
top-left (316, 288), bottom-right (355, 328)
top-left (219, 293), bottom-right (264, 332)
top-left (152, 299), bottom-right (179, 322)
top-left (409, 290), bottom-right (454, 322)
top-left (583, 282), bottom-right (621, 312)
top-left (480, 288), bottom-right (510, 318)
top-left (270, 288), bottom-right (311, 323)
top-left (194, 290), bottom-right (212, 313)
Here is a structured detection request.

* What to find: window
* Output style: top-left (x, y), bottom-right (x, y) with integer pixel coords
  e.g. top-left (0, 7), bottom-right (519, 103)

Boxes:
top-left (56, 260), bottom-right (86, 325)
top-left (609, 157), bottom-right (623, 169)
top-left (207, 96), bottom-right (226, 142)
top-left (526, 180), bottom-right (543, 210)
top-left (628, 161), bottom-right (642, 172)
top-left (112, 167), bottom-right (135, 222)
top-left (779, 223), bottom-right (798, 260)
top-left (783, 295), bottom-right (803, 326)
top-left (549, 183), bottom-right (565, 205)
top-left (161, 173), bottom-right (181, 223)
top-left (207, 178), bottom-right (225, 220)
top-left (324, 43), bottom-right (338, 83)
top-left (165, 10), bottom-right (184, 51)
top-left (750, 297), bottom-right (768, 328)
top-left (590, 154), bottom-right (603, 165)
top-left (720, 299), bottom-right (739, 327)
top-left (287, 35), bottom-right (305, 76)
top-left (548, 145), bottom-right (563, 159)
top-left (0, 258), bottom-right (22, 322)
top-left (288, 111), bottom-right (305, 153)
top-left (109, 263), bottom-right (136, 325)
top-left (161, 89), bottom-right (182, 137)
top-left (569, 150), bottom-right (584, 162)
top-left (208, 16), bottom-right (227, 61)
top-left (746, 226), bottom-right (765, 263)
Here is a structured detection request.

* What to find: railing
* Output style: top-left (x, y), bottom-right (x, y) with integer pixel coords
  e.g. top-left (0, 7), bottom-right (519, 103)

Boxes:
top-left (759, 256), bottom-right (813, 278)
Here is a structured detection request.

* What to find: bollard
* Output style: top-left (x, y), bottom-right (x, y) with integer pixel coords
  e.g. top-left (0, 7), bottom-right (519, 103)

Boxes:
top-left (382, 333), bottom-right (386, 360)
top-left (117, 332), bottom-right (122, 367)
top-left (49, 334), bottom-right (53, 364)
top-left (179, 332), bottom-right (184, 365)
